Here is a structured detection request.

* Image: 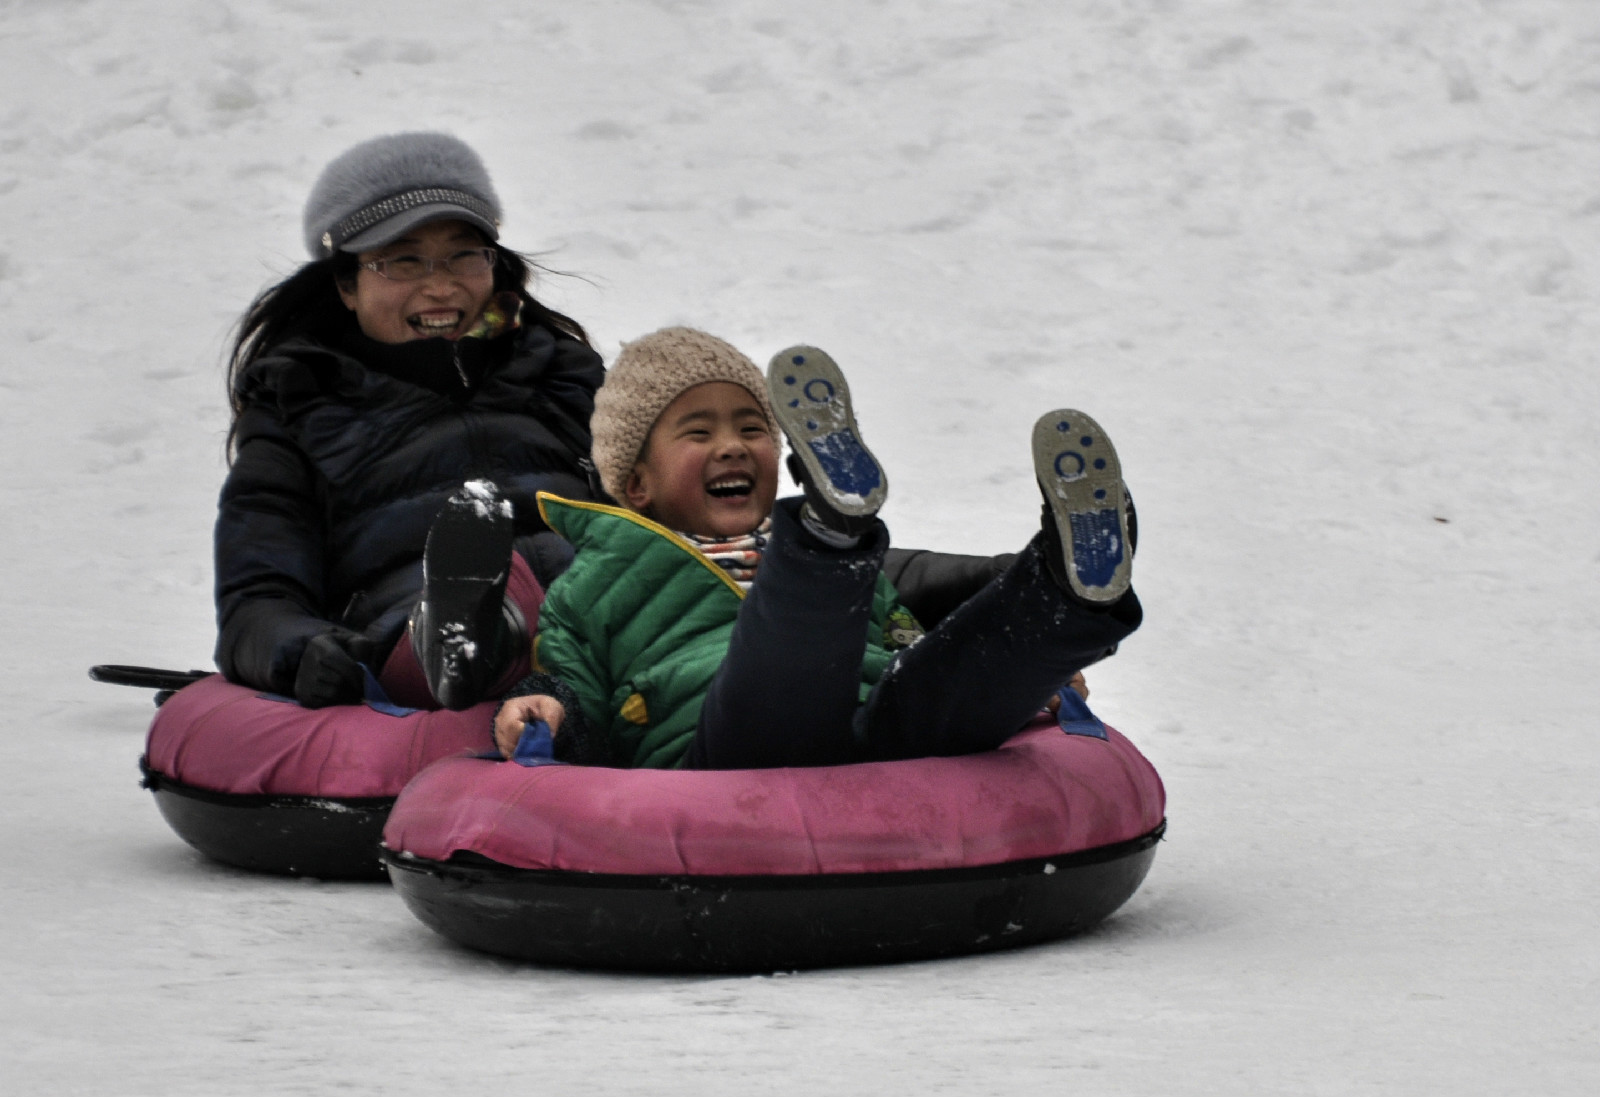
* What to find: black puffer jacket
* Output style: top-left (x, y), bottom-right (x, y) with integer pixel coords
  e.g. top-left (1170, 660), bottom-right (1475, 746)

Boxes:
top-left (214, 320), bottom-right (605, 694)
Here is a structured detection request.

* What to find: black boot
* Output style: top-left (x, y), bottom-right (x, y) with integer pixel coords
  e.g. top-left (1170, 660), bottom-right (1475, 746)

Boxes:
top-left (411, 480), bottom-right (521, 710)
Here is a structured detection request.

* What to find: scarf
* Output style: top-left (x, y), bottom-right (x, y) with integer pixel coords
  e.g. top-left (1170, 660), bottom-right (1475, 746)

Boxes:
top-left (462, 291), bottom-right (523, 341)
top-left (679, 518), bottom-right (772, 590)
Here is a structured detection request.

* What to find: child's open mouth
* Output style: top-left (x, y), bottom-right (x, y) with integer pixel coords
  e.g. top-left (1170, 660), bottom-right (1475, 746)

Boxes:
top-left (705, 474), bottom-right (753, 499)
top-left (409, 310), bottom-right (465, 337)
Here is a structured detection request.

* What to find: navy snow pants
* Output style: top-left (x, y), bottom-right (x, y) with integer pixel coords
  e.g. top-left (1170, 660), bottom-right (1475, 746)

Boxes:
top-left (686, 498), bottom-right (1142, 769)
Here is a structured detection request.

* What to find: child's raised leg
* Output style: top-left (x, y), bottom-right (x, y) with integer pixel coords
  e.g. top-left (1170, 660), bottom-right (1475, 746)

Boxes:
top-left (856, 410), bottom-right (1142, 759)
top-left (689, 348), bottom-right (889, 769)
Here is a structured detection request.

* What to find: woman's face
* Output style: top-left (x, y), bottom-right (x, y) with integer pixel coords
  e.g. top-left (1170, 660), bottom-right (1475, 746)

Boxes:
top-left (338, 219), bottom-right (496, 344)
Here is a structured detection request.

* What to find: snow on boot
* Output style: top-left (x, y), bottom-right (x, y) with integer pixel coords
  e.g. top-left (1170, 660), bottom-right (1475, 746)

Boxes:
top-left (1033, 409), bottom-right (1132, 605)
top-left (766, 345), bottom-right (887, 538)
top-left (412, 479), bottom-right (516, 710)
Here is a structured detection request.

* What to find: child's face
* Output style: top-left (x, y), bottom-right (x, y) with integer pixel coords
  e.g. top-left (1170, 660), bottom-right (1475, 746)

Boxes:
top-left (624, 382), bottom-right (779, 537)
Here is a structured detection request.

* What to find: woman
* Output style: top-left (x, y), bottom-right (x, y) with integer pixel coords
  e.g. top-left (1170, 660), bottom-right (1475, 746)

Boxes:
top-left (214, 132), bottom-right (604, 709)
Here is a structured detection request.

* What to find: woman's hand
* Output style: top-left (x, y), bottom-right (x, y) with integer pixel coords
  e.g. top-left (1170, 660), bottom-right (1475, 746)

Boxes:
top-left (494, 695), bottom-right (566, 758)
top-left (293, 630), bottom-right (376, 708)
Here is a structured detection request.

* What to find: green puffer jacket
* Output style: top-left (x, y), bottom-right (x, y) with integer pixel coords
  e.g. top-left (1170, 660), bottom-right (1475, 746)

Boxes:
top-left (531, 494), bottom-right (918, 769)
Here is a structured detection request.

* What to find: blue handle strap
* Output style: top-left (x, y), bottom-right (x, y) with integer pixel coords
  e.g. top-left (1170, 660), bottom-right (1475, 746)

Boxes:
top-left (510, 719), bottom-right (562, 766)
top-left (257, 664), bottom-right (420, 716)
top-left (1054, 685), bottom-right (1108, 740)
top-left (359, 664), bottom-right (420, 717)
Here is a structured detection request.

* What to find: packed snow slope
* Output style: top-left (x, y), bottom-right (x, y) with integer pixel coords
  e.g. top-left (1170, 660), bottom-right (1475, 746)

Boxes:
top-left (3, 1), bottom-right (1597, 1093)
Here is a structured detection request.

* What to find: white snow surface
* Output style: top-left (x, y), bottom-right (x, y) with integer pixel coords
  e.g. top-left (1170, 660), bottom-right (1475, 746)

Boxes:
top-left (3, 1), bottom-right (1598, 1093)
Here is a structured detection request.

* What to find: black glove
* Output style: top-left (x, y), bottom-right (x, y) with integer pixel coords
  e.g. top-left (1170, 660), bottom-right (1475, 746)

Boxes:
top-left (293, 630), bottom-right (376, 709)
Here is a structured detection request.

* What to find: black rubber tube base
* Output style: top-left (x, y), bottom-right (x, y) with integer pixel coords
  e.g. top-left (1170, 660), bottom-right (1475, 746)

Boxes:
top-left (142, 759), bottom-right (393, 881)
top-left (383, 822), bottom-right (1163, 973)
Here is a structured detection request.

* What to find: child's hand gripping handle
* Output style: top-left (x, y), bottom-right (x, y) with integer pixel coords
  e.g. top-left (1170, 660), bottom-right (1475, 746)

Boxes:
top-left (511, 719), bottom-right (559, 766)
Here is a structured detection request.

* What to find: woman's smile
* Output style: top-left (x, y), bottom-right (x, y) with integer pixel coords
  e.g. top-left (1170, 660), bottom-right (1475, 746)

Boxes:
top-left (338, 219), bottom-right (495, 345)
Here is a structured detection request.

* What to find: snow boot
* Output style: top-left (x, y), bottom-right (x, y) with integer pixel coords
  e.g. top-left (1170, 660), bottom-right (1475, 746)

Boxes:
top-left (766, 345), bottom-right (887, 539)
top-left (410, 479), bottom-right (523, 710)
top-left (1032, 409), bottom-right (1133, 605)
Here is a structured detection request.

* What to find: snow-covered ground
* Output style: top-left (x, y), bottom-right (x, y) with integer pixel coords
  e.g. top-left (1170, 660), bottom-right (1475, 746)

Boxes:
top-left (3, 0), bottom-right (1597, 1092)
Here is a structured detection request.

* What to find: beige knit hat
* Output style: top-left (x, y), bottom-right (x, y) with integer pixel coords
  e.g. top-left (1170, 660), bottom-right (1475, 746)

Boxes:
top-left (591, 327), bottom-right (781, 504)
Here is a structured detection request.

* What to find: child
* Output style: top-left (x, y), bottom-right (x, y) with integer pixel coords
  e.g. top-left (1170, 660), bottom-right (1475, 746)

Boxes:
top-left (491, 327), bottom-right (1142, 769)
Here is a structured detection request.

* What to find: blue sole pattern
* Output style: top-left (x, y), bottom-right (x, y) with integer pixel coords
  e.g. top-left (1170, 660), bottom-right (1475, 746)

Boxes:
top-left (1032, 410), bottom-right (1130, 603)
top-left (767, 346), bottom-right (887, 518)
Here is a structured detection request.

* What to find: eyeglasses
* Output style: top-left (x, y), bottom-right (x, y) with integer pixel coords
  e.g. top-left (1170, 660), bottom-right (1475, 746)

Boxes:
top-left (359, 247), bottom-right (497, 282)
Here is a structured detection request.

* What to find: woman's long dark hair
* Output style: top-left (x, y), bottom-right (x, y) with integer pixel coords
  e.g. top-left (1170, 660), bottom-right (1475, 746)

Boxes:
top-left (225, 245), bottom-right (591, 460)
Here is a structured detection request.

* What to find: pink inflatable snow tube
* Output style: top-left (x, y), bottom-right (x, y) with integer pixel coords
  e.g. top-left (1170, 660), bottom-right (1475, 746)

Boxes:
top-left (139, 558), bottom-right (544, 878)
top-left (385, 720), bottom-right (1164, 876)
top-left (143, 675), bottom-right (494, 799)
top-left (381, 717), bottom-right (1165, 970)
